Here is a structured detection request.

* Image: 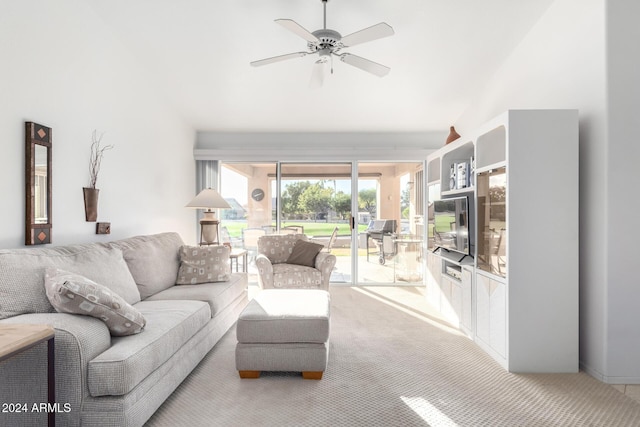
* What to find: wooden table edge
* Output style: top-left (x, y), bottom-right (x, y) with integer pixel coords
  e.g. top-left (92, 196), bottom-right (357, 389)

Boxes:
top-left (0, 324), bottom-right (55, 362)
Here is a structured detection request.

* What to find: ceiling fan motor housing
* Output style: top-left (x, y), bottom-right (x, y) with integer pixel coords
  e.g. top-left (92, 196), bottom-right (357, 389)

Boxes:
top-left (310, 29), bottom-right (343, 52)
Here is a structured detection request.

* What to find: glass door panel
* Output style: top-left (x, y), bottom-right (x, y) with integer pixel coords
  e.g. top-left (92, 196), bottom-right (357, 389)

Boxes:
top-left (476, 166), bottom-right (507, 278)
top-left (280, 163), bottom-right (353, 284)
top-left (220, 162), bottom-right (277, 284)
top-left (357, 162), bottom-right (425, 284)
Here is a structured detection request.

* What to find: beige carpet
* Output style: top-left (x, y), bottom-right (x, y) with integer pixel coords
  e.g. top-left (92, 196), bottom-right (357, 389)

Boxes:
top-left (145, 286), bottom-right (640, 426)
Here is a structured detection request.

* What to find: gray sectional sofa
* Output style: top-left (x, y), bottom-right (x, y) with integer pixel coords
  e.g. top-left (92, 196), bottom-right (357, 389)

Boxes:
top-left (0, 232), bottom-right (248, 426)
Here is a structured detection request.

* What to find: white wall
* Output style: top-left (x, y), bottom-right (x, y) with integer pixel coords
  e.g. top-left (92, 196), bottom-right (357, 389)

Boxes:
top-left (457, 0), bottom-right (640, 383)
top-left (0, 1), bottom-right (198, 248)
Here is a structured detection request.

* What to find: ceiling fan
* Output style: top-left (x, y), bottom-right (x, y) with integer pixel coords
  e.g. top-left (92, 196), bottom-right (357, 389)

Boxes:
top-left (250, 0), bottom-right (394, 86)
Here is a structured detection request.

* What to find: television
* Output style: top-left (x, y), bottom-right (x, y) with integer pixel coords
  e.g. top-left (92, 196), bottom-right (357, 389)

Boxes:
top-left (431, 196), bottom-right (470, 257)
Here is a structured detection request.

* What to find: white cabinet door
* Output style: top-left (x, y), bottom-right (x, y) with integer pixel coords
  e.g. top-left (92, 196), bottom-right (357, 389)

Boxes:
top-left (489, 279), bottom-right (506, 358)
top-left (426, 252), bottom-right (441, 310)
top-left (451, 279), bottom-right (463, 327)
top-left (440, 276), bottom-right (462, 328)
top-left (475, 273), bottom-right (506, 358)
top-left (439, 277), bottom-right (453, 323)
top-left (476, 274), bottom-right (490, 345)
top-left (461, 267), bottom-right (473, 333)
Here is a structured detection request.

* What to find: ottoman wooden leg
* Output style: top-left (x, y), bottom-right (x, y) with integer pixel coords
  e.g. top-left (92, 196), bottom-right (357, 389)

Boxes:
top-left (239, 370), bottom-right (261, 379)
top-left (302, 371), bottom-right (323, 380)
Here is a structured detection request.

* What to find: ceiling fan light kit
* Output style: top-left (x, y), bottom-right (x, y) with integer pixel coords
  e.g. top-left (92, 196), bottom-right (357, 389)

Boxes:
top-left (250, 0), bottom-right (394, 85)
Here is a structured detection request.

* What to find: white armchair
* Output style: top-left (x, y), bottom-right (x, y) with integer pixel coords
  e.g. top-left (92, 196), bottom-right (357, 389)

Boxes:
top-left (255, 234), bottom-right (336, 291)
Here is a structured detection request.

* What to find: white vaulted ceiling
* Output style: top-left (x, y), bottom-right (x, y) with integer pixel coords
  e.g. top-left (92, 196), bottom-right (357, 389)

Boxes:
top-left (85, 0), bottom-right (555, 132)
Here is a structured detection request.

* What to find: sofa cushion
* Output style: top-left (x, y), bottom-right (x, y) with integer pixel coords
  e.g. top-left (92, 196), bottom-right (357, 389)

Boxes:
top-left (286, 240), bottom-right (324, 267)
top-left (272, 264), bottom-right (323, 288)
top-left (45, 268), bottom-right (146, 336)
top-left (109, 232), bottom-right (184, 299)
top-left (147, 273), bottom-right (247, 317)
top-left (87, 299), bottom-right (210, 397)
top-left (257, 233), bottom-right (307, 264)
top-left (0, 244), bottom-right (140, 320)
top-left (176, 245), bottom-right (230, 285)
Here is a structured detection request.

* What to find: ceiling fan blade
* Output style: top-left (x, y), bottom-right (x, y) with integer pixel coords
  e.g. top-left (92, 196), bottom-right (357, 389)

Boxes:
top-left (341, 22), bottom-right (394, 47)
top-left (309, 60), bottom-right (327, 89)
top-left (275, 19), bottom-right (320, 44)
top-left (250, 52), bottom-right (308, 67)
top-left (340, 53), bottom-right (390, 77)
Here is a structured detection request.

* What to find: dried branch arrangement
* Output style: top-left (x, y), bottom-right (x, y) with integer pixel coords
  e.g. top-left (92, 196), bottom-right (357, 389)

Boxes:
top-left (88, 130), bottom-right (114, 189)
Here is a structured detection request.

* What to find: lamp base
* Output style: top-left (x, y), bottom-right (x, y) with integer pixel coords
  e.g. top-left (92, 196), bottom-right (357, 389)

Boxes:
top-left (199, 211), bottom-right (220, 245)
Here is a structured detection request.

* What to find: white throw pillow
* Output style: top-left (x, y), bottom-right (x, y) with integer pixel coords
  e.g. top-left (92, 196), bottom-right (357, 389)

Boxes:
top-left (176, 245), bottom-right (230, 285)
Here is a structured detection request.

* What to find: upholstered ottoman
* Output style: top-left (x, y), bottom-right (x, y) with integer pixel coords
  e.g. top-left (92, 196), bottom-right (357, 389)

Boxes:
top-left (236, 289), bottom-right (330, 380)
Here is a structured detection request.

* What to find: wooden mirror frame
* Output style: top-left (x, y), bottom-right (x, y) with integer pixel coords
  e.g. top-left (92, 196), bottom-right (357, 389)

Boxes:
top-left (25, 122), bottom-right (52, 245)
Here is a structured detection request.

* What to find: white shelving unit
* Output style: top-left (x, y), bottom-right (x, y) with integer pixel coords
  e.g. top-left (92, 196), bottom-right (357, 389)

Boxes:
top-left (426, 135), bottom-right (475, 334)
top-left (425, 110), bottom-right (579, 373)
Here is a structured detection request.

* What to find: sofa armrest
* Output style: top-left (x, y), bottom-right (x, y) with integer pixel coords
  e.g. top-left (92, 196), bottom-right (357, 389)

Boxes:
top-left (0, 313), bottom-right (111, 426)
top-left (255, 254), bottom-right (274, 289)
top-left (315, 253), bottom-right (336, 291)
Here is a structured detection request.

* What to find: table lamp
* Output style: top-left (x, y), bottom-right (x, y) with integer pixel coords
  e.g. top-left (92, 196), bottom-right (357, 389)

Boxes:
top-left (186, 188), bottom-right (231, 245)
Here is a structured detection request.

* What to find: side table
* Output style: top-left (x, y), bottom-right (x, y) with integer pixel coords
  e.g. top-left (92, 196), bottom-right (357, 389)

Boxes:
top-left (0, 324), bottom-right (55, 427)
top-left (229, 248), bottom-right (248, 272)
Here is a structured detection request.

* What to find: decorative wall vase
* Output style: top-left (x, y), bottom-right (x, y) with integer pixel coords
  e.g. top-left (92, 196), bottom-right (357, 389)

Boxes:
top-left (446, 126), bottom-right (461, 145)
top-left (83, 187), bottom-right (99, 222)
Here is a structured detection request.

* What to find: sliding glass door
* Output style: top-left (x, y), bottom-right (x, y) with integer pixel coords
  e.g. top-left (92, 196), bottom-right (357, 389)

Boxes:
top-left (356, 162), bottom-right (425, 284)
top-left (279, 163), bottom-right (353, 283)
top-left (218, 161), bottom-right (425, 286)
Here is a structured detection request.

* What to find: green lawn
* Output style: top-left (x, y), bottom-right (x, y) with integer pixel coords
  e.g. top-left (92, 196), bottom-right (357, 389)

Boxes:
top-left (223, 222), bottom-right (367, 238)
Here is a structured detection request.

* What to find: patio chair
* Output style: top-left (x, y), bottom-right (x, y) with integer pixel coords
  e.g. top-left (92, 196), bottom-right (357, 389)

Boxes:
top-left (220, 226), bottom-right (242, 248)
top-left (242, 227), bottom-right (267, 263)
top-left (255, 234), bottom-right (336, 291)
top-left (325, 226), bottom-right (339, 253)
top-left (281, 225), bottom-right (304, 234)
top-left (261, 225), bottom-right (276, 234)
top-left (494, 228), bottom-right (507, 275)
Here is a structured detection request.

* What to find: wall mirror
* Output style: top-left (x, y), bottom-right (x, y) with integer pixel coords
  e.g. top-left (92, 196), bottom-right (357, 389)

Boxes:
top-left (25, 122), bottom-right (52, 245)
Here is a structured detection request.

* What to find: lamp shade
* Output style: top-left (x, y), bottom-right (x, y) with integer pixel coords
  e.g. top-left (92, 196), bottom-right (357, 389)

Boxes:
top-left (185, 188), bottom-right (231, 210)
top-left (186, 188), bottom-right (230, 245)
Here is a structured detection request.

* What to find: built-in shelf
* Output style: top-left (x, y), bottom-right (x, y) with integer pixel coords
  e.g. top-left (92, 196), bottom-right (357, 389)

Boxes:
top-left (433, 247), bottom-right (474, 265)
top-left (442, 187), bottom-right (474, 197)
top-left (425, 109), bottom-right (579, 374)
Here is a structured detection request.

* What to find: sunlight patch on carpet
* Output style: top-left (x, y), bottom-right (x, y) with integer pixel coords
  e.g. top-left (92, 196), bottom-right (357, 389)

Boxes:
top-left (353, 286), bottom-right (466, 336)
top-left (401, 396), bottom-right (460, 427)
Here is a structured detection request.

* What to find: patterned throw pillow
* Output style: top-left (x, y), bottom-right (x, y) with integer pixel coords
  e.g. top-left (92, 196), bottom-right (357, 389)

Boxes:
top-left (44, 268), bottom-right (146, 336)
top-left (286, 240), bottom-right (324, 267)
top-left (176, 245), bottom-right (230, 285)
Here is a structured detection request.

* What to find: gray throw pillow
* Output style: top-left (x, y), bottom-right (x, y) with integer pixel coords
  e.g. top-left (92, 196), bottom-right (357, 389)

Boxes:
top-left (286, 240), bottom-right (324, 267)
top-left (44, 268), bottom-right (146, 337)
top-left (176, 245), bottom-right (230, 285)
